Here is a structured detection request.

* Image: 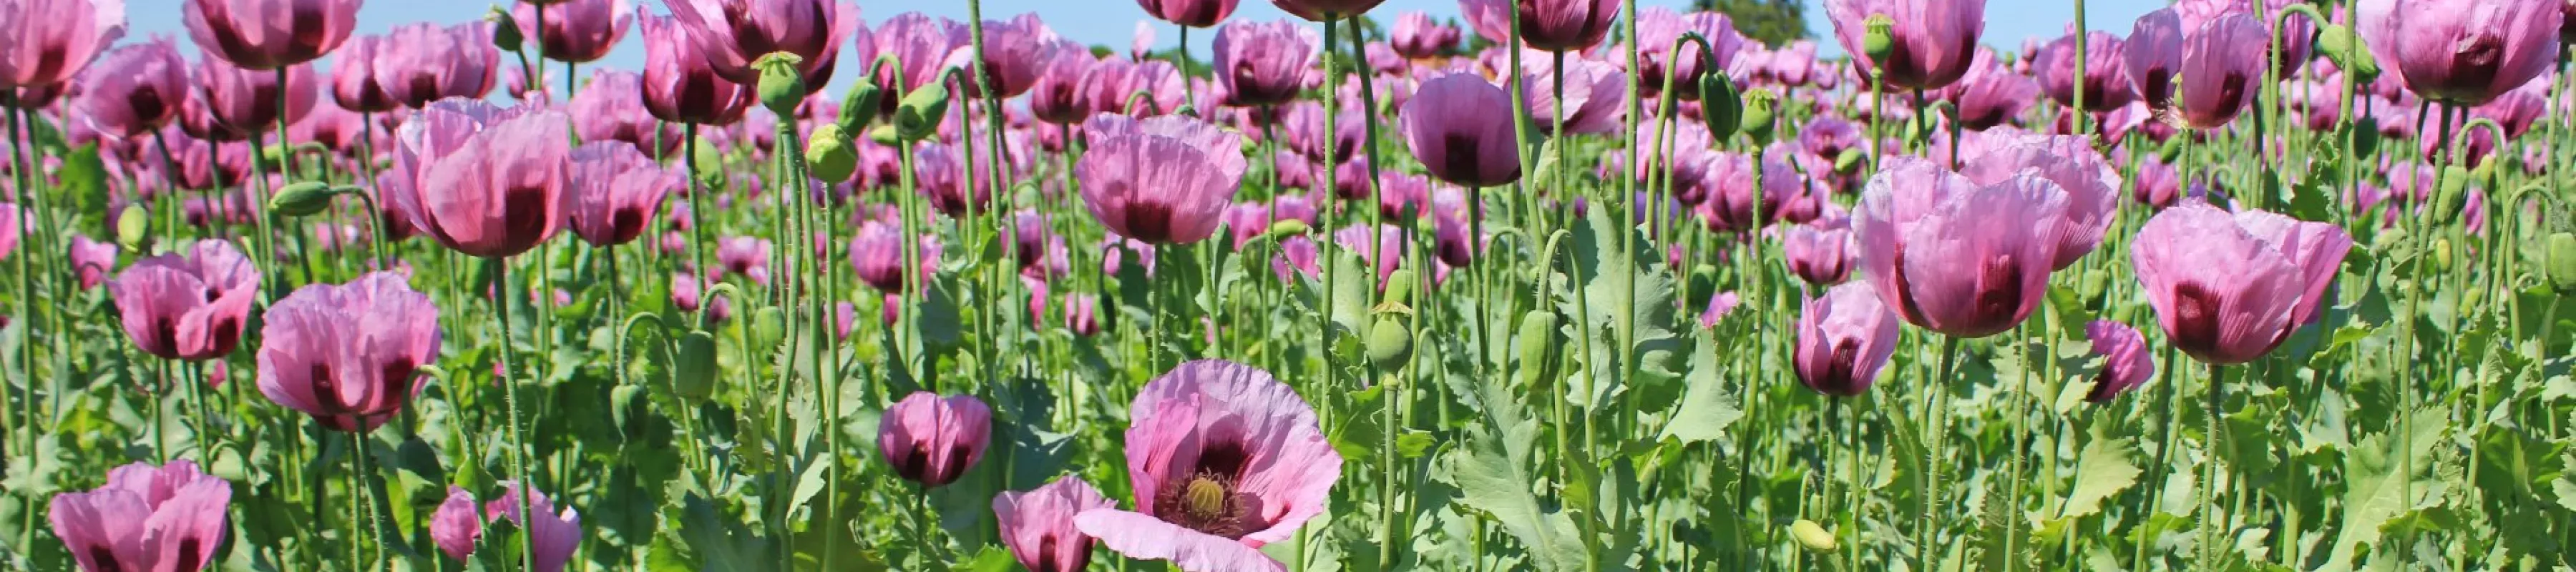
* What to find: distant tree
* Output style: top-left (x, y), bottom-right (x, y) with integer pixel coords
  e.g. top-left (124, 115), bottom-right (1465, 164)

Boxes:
top-left (1696, 0), bottom-right (1810, 46)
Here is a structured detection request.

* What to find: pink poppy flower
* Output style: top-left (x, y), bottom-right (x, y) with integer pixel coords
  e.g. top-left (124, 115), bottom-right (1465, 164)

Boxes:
top-left (255, 272), bottom-right (441, 432)
top-left (995, 478), bottom-right (1116, 572)
top-left (1075, 360), bottom-right (1340, 572)
top-left (49, 460), bottom-right (231, 572)
top-left (109, 239), bottom-right (260, 361)
top-left (877, 392), bottom-right (993, 487)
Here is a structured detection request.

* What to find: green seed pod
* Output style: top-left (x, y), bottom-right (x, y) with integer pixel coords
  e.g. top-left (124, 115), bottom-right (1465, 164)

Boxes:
top-left (1698, 74), bottom-right (1742, 140)
top-left (1366, 319), bottom-right (1414, 372)
top-left (1833, 148), bottom-right (1865, 174)
top-left (1860, 15), bottom-right (1896, 61)
top-left (673, 330), bottom-right (718, 400)
top-left (1513, 310), bottom-right (1559, 388)
top-left (487, 7), bottom-right (525, 53)
top-left (2431, 165), bottom-right (2469, 225)
top-left (894, 79), bottom-right (950, 142)
top-left (267, 181), bottom-right (338, 217)
top-left (115, 205), bottom-right (149, 250)
top-left (1266, 219), bottom-right (1312, 238)
top-left (2157, 134), bottom-right (2187, 164)
top-left (753, 52), bottom-right (807, 117)
top-left (805, 124), bottom-right (859, 183)
top-left (2543, 232), bottom-right (2576, 295)
top-left (837, 75), bottom-right (883, 133)
top-left (1740, 89), bottom-right (1778, 141)
top-left (1790, 519), bottom-right (1838, 552)
top-left (868, 124), bottom-right (902, 146)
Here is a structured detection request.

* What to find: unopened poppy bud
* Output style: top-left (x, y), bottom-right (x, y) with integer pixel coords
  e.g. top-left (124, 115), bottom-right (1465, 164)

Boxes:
top-left (115, 206), bottom-right (148, 250)
top-left (1513, 310), bottom-right (1558, 387)
top-left (837, 76), bottom-right (883, 132)
top-left (1791, 520), bottom-right (1838, 552)
top-left (1382, 268), bottom-right (1418, 307)
top-left (753, 53), bottom-right (806, 117)
top-left (1686, 265), bottom-right (1719, 308)
top-left (806, 124), bottom-right (859, 183)
top-left (487, 7), bottom-right (525, 53)
top-left (2349, 119), bottom-right (2380, 156)
top-left (2543, 232), bottom-right (2576, 295)
top-left (268, 181), bottom-right (339, 217)
top-left (2157, 134), bottom-right (2186, 163)
top-left (1833, 148), bottom-right (1865, 174)
top-left (1367, 319), bottom-right (1413, 371)
top-left (1860, 14), bottom-right (1896, 61)
top-left (868, 124), bottom-right (901, 145)
top-left (2431, 165), bottom-right (2469, 225)
top-left (673, 330), bottom-right (718, 400)
top-left (2430, 237), bottom-right (2454, 272)
top-left (1699, 74), bottom-right (1742, 139)
top-left (895, 80), bottom-right (950, 142)
top-left (1267, 219), bottom-right (1311, 238)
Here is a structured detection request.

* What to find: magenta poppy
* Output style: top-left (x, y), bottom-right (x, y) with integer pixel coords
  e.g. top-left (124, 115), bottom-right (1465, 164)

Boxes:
top-left (1793, 283), bottom-right (1901, 397)
top-left (256, 272), bottom-right (439, 433)
top-left (567, 141), bottom-right (679, 248)
top-left (1075, 360), bottom-right (1340, 572)
top-left (74, 37), bottom-right (187, 139)
top-left (638, 14), bottom-right (754, 126)
top-left (2132, 201), bottom-right (2351, 365)
top-left (0, 0), bottom-right (124, 90)
top-left (1213, 20), bottom-right (1321, 108)
top-left (374, 23), bottom-right (502, 109)
top-left (2082, 320), bottom-right (2155, 403)
top-left (877, 392), bottom-right (994, 488)
top-left (109, 239), bottom-right (260, 361)
top-left (182, 0), bottom-right (358, 70)
top-left (1075, 114), bottom-right (1246, 245)
top-left (2357, 0), bottom-right (2560, 106)
top-left (1827, 0), bottom-right (1988, 91)
top-left (431, 486), bottom-right (482, 563)
top-left (660, 0), bottom-right (861, 91)
top-left (1400, 73), bottom-right (1521, 187)
top-left (49, 460), bottom-right (232, 572)
top-left (514, 0), bottom-right (635, 64)
top-left (381, 99), bottom-right (572, 260)
top-left (1853, 157), bottom-right (2069, 339)
top-left (995, 477), bottom-right (1118, 572)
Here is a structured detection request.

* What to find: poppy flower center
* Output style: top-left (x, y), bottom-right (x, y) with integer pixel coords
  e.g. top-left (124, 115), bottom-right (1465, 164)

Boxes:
top-left (1154, 472), bottom-right (1254, 539)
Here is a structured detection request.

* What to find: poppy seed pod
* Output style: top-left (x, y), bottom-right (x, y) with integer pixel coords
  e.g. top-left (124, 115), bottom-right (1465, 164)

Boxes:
top-left (1740, 89), bottom-right (1778, 140)
top-left (753, 52), bottom-right (806, 117)
top-left (1367, 319), bottom-right (1413, 371)
top-left (806, 124), bottom-right (859, 183)
top-left (1861, 14), bottom-right (1896, 60)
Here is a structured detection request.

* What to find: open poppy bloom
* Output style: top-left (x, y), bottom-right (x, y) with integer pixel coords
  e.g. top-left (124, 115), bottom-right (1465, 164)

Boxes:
top-left (1076, 360), bottom-right (1341, 572)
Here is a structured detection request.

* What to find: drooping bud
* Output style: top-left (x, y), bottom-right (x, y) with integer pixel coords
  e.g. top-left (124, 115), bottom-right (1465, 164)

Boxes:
top-left (1267, 219), bottom-right (1312, 238)
top-left (1699, 74), bottom-right (1742, 141)
top-left (753, 53), bottom-right (808, 117)
top-left (1513, 310), bottom-right (1559, 388)
top-left (487, 7), bottom-right (525, 53)
top-left (837, 74), bottom-right (884, 133)
top-left (1860, 14), bottom-right (1896, 61)
top-left (115, 205), bottom-right (148, 250)
top-left (1790, 520), bottom-right (1838, 552)
top-left (2349, 119), bottom-right (2380, 157)
top-left (2543, 232), bottom-right (2576, 295)
top-left (673, 330), bottom-right (718, 401)
top-left (1382, 268), bottom-right (1418, 308)
top-left (806, 124), bottom-right (859, 183)
top-left (895, 79), bottom-right (950, 142)
top-left (1833, 148), bottom-right (1865, 174)
top-left (2431, 165), bottom-right (2470, 225)
top-left (268, 181), bottom-right (340, 217)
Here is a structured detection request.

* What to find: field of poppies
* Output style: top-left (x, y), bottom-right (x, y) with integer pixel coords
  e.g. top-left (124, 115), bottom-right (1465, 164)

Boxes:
top-left (0, 0), bottom-right (2572, 570)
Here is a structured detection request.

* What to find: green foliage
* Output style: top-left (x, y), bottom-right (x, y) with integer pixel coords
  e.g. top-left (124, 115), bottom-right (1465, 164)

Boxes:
top-left (1696, 0), bottom-right (1811, 45)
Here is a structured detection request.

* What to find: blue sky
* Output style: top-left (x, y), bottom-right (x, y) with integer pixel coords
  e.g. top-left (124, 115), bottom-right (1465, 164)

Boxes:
top-left (126, 0), bottom-right (2167, 89)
